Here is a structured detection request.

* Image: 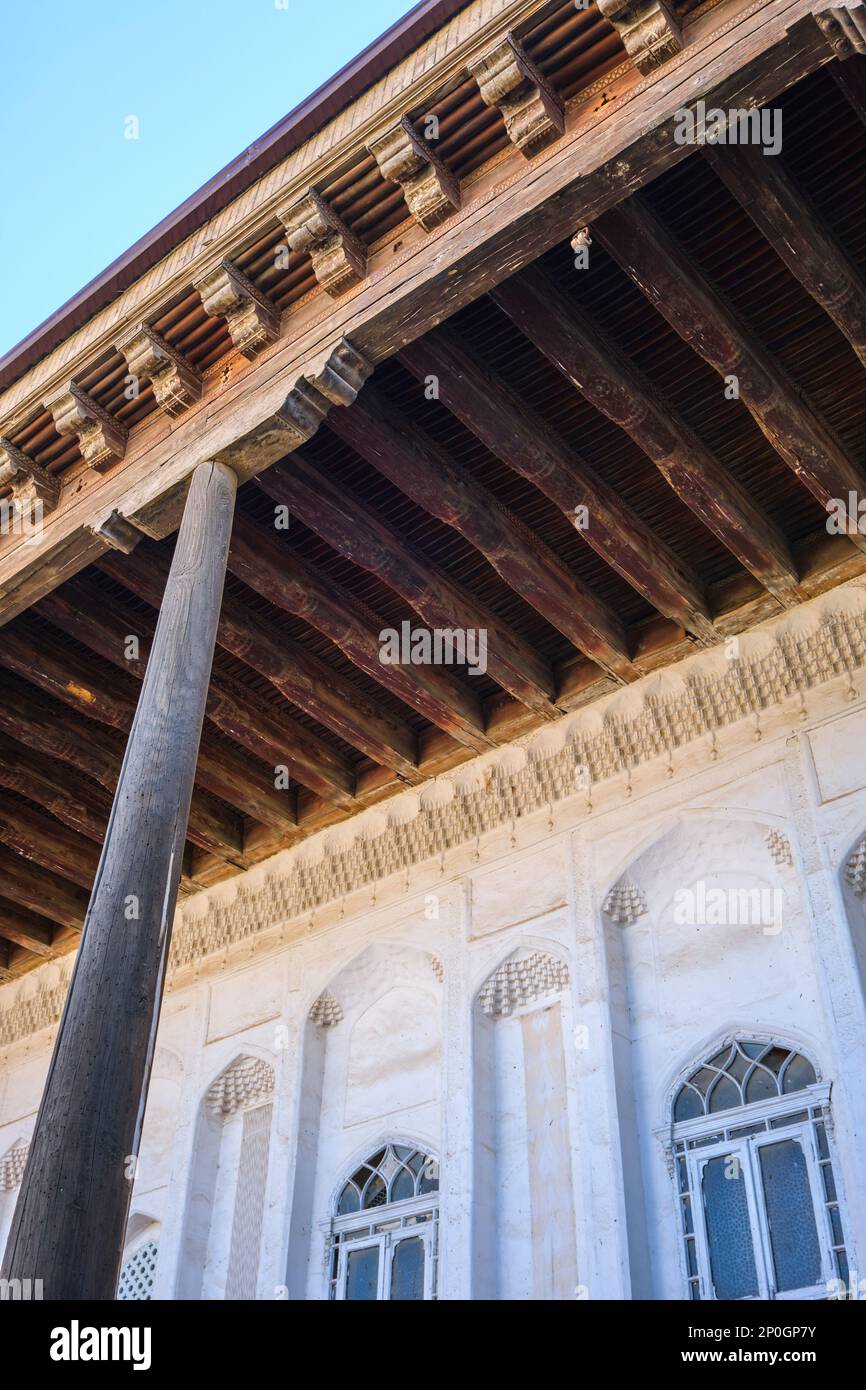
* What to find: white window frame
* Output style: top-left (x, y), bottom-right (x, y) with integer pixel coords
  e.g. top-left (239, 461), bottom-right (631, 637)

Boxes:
top-left (670, 1079), bottom-right (847, 1301)
top-left (334, 1202), bottom-right (437, 1301)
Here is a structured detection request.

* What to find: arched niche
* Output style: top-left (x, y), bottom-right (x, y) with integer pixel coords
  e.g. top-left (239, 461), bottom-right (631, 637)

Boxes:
top-left (471, 944), bottom-right (575, 1300)
top-left (286, 942), bottom-right (443, 1300)
top-left (177, 1054), bottom-right (275, 1300)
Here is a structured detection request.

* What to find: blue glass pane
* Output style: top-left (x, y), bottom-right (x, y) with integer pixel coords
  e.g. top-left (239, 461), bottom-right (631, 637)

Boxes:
top-left (759, 1140), bottom-right (822, 1293)
top-left (708, 1076), bottom-right (741, 1114)
top-left (782, 1054), bottom-right (816, 1094)
top-left (701, 1155), bottom-right (760, 1300)
top-left (675, 1086), bottom-right (704, 1122)
top-left (346, 1246), bottom-right (379, 1300)
top-left (391, 1168), bottom-right (415, 1203)
top-left (390, 1237), bottom-right (425, 1300)
top-left (337, 1183), bottom-right (360, 1216)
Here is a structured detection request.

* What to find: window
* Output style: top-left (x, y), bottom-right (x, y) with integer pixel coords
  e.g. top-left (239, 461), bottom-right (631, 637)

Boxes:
top-left (117, 1240), bottom-right (159, 1300)
top-left (671, 1039), bottom-right (847, 1301)
top-left (329, 1144), bottom-right (439, 1301)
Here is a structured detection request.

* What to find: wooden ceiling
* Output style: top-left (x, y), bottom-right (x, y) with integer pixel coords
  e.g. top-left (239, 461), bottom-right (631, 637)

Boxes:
top-left (1, 54), bottom-right (866, 980)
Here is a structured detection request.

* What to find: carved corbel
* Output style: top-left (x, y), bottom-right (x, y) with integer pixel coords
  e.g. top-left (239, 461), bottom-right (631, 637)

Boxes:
top-left (194, 258), bottom-right (280, 359)
top-left (0, 437), bottom-right (61, 516)
top-left (44, 383), bottom-right (128, 473)
top-left (596, 1), bottom-right (684, 75)
top-left (86, 510), bottom-right (146, 553)
top-left (278, 189), bottom-right (367, 297)
top-left (368, 116), bottom-right (460, 231)
top-left (814, 3), bottom-right (866, 57)
top-left (115, 324), bottom-right (202, 417)
top-left (469, 34), bottom-right (564, 158)
top-left (214, 337), bottom-right (373, 476)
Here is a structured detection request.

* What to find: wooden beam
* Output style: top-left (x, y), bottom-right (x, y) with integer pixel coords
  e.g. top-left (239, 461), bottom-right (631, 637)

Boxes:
top-left (399, 330), bottom-right (713, 642)
top-left (256, 459), bottom-right (559, 714)
top-left (0, 799), bottom-right (100, 888)
top-left (704, 143), bottom-right (866, 372)
top-left (0, 732), bottom-right (111, 841)
top-left (596, 0), bottom-right (683, 75)
top-left (329, 386), bottom-right (639, 681)
top-left (0, 673), bottom-right (245, 864)
top-left (228, 514), bottom-right (492, 751)
top-left (97, 545), bottom-right (423, 782)
top-left (594, 196), bottom-right (866, 534)
top-left (0, 899), bottom-right (55, 957)
top-left (3, 461), bottom-right (236, 1300)
top-left (492, 268), bottom-right (800, 605)
top-left (0, 621), bottom-right (293, 831)
top-left (0, 844), bottom-right (88, 929)
top-left (38, 578), bottom-right (358, 807)
top-left (830, 52), bottom-right (866, 126)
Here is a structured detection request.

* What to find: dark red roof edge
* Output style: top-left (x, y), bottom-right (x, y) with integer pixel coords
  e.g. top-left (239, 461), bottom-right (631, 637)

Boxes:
top-left (0, 0), bottom-right (472, 395)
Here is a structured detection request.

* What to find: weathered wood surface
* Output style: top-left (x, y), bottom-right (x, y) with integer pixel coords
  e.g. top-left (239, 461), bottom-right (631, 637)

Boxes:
top-left (704, 141), bottom-right (866, 372)
top-left (0, 0), bottom-right (833, 624)
top-left (330, 387), bottom-right (639, 681)
top-left (398, 330), bottom-right (713, 642)
top-left (2, 460), bottom-right (237, 1300)
top-left (0, 844), bottom-right (89, 929)
top-left (493, 267), bottom-right (801, 604)
top-left (0, 900), bottom-right (56, 956)
top-left (256, 459), bottom-right (559, 714)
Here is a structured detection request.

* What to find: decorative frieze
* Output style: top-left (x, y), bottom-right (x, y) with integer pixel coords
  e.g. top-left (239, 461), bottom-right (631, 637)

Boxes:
top-left (478, 950), bottom-right (569, 1018)
top-left (308, 992), bottom-right (343, 1028)
top-left (194, 259), bottom-right (280, 359)
top-left (0, 1138), bottom-right (29, 1191)
top-left (206, 1056), bottom-right (275, 1117)
top-left (469, 34), bottom-right (564, 157)
top-left (815, 4), bottom-right (866, 57)
top-left (602, 882), bottom-right (648, 925)
top-left (278, 190), bottom-right (367, 297)
top-left (0, 437), bottom-right (60, 513)
top-left (766, 828), bottom-right (794, 867)
top-left (115, 324), bottom-right (202, 417)
top-left (596, 1), bottom-right (684, 75)
top-left (44, 382), bottom-right (128, 473)
top-left (845, 838), bottom-right (866, 896)
top-left (368, 117), bottom-right (461, 231)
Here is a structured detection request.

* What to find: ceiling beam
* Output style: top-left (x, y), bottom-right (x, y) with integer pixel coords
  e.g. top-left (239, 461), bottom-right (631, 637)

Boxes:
top-left (0, 800), bottom-right (100, 889)
top-left (97, 546), bottom-right (423, 782)
top-left (399, 329), bottom-right (713, 643)
top-left (0, 673), bottom-right (245, 864)
top-left (0, 732), bottom-right (111, 841)
top-left (0, 845), bottom-right (88, 930)
top-left (594, 196), bottom-right (866, 535)
top-left (256, 458), bottom-right (559, 714)
top-left (0, 899), bottom-right (56, 957)
top-left (704, 143), bottom-right (866, 372)
top-left (328, 386), bottom-right (639, 682)
top-left (37, 579), bottom-right (358, 808)
top-left (228, 515), bottom-right (492, 751)
top-left (492, 267), bottom-right (800, 606)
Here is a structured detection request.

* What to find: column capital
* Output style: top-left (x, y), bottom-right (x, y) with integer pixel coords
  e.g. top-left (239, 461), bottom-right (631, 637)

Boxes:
top-left (278, 189), bottom-right (367, 297)
top-left (115, 323), bottom-right (202, 417)
top-left (194, 259), bottom-right (280, 359)
top-left (814, 3), bottom-right (866, 58)
top-left (368, 116), bottom-right (460, 231)
top-left (43, 383), bottom-right (128, 473)
top-left (469, 34), bottom-right (564, 158)
top-left (0, 437), bottom-right (61, 513)
top-left (596, 1), bottom-right (684, 75)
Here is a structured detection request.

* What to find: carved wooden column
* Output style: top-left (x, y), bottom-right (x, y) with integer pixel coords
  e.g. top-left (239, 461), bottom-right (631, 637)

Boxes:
top-left (1, 460), bottom-right (237, 1300)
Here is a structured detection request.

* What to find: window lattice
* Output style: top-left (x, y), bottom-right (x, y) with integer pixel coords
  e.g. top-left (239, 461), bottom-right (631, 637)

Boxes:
top-left (674, 1040), bottom-right (816, 1123)
top-left (117, 1240), bottom-right (158, 1301)
top-left (337, 1145), bottom-right (439, 1217)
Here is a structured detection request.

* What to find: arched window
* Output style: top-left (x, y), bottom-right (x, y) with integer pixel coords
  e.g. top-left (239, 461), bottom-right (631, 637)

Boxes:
top-left (329, 1144), bottom-right (439, 1301)
top-left (117, 1240), bottom-right (159, 1301)
top-left (671, 1039), bottom-right (847, 1301)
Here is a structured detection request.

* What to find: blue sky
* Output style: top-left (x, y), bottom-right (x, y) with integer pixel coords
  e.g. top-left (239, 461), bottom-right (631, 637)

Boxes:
top-left (0, 0), bottom-right (414, 357)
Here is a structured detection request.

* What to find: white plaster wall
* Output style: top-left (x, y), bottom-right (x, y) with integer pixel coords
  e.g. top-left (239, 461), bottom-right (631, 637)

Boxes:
top-left (1, 672), bottom-right (866, 1301)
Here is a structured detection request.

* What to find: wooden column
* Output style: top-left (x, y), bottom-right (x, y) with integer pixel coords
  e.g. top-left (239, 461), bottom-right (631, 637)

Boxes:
top-left (1, 460), bottom-right (237, 1300)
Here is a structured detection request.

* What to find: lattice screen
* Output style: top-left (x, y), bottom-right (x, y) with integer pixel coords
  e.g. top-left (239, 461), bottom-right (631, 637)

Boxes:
top-left (117, 1239), bottom-right (159, 1300)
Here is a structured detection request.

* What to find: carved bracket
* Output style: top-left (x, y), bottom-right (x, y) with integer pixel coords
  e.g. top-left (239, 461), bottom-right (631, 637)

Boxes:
top-left (597, 1), bottom-right (684, 75)
top-left (469, 34), bottom-right (564, 158)
top-left (44, 383), bottom-right (128, 473)
top-left (115, 324), bottom-right (202, 417)
top-left (194, 259), bottom-right (280, 359)
top-left (86, 510), bottom-right (146, 554)
top-left (368, 116), bottom-right (461, 231)
top-left (814, 3), bottom-right (866, 57)
top-left (0, 437), bottom-right (61, 513)
top-left (278, 189), bottom-right (367, 297)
